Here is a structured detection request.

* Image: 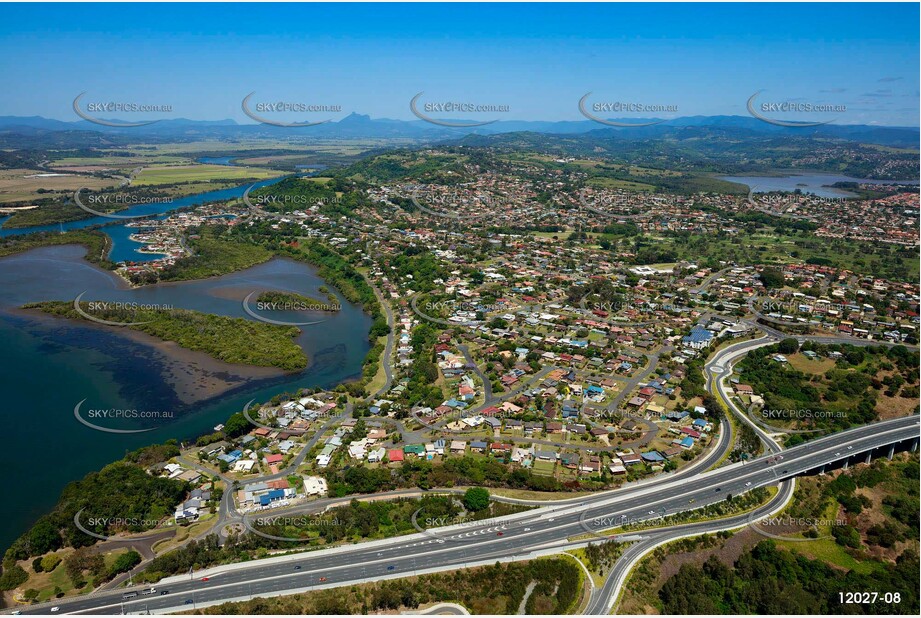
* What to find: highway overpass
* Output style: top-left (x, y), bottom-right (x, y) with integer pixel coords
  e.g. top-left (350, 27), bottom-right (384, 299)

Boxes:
top-left (15, 415), bottom-right (916, 615)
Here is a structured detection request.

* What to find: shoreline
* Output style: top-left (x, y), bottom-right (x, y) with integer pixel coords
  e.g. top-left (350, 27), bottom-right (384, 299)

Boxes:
top-left (15, 306), bottom-right (292, 406)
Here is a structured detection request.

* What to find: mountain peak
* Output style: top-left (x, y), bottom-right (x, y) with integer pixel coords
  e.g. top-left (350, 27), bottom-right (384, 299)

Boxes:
top-left (339, 112), bottom-right (372, 124)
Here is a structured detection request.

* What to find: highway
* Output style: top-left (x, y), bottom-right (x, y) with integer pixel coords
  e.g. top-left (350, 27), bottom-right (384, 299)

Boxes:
top-left (12, 307), bottom-right (917, 615)
top-left (584, 477), bottom-right (797, 614)
top-left (19, 414), bottom-right (916, 615)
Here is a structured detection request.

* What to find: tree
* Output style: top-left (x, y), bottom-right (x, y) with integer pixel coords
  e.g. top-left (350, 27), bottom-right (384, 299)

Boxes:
top-left (778, 338), bottom-right (799, 354)
top-left (223, 411), bottom-right (252, 438)
top-left (832, 524), bottom-right (861, 548)
top-left (109, 550), bottom-right (142, 576)
top-left (0, 564), bottom-right (28, 591)
top-left (759, 267), bottom-right (785, 289)
top-left (463, 487), bottom-right (490, 512)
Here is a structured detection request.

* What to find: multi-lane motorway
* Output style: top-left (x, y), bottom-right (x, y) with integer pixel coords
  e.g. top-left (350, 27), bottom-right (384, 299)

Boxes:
top-left (18, 413), bottom-right (917, 615)
top-left (11, 315), bottom-right (919, 615)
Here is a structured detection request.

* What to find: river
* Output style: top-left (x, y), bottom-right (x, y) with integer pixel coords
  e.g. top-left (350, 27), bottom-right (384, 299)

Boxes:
top-left (718, 172), bottom-right (919, 197)
top-left (0, 173), bottom-right (369, 551)
top-left (0, 177), bottom-right (286, 263)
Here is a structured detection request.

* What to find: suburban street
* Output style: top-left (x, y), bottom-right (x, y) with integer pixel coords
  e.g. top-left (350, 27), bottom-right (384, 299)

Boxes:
top-left (17, 414), bottom-right (917, 615)
top-left (14, 312), bottom-right (917, 616)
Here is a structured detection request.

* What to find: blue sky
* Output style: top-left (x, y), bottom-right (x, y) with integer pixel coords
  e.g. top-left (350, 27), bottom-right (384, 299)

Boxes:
top-left (0, 2), bottom-right (918, 126)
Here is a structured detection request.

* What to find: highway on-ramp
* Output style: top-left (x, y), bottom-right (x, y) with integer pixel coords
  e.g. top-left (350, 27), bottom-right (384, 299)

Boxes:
top-left (18, 415), bottom-right (917, 615)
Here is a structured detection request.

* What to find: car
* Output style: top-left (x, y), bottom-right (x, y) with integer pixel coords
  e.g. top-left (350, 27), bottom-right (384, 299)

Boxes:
top-left (160, 590), bottom-right (170, 596)
top-left (783, 469), bottom-right (788, 474)
top-left (201, 577), bottom-right (209, 582)
top-left (12, 611), bottom-right (22, 615)
top-left (847, 446), bottom-right (853, 450)
top-left (496, 531), bottom-right (503, 536)
top-left (523, 527), bottom-right (531, 532)
top-left (387, 565), bottom-right (396, 570)
top-left (318, 577), bottom-right (328, 582)
top-left (688, 498), bottom-right (695, 504)
top-left (294, 565), bottom-right (302, 570)
top-left (648, 510), bottom-right (655, 515)
top-left (548, 518), bottom-right (555, 522)
top-left (715, 487), bottom-right (721, 491)
top-left (745, 481), bottom-right (752, 487)
top-left (184, 599), bottom-right (194, 605)
top-left (50, 608), bottom-right (60, 613)
top-left (835, 452), bottom-right (840, 456)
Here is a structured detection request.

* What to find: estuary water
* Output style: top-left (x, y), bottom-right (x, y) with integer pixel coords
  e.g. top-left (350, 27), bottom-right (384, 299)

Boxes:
top-left (718, 172), bottom-right (919, 197)
top-left (0, 246), bottom-right (371, 551)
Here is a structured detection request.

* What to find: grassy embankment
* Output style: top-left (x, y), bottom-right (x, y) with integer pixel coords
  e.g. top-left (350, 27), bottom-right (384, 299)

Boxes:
top-left (179, 557), bottom-right (584, 615)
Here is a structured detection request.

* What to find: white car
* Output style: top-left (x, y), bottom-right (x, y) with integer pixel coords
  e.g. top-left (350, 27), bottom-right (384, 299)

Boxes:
top-left (51, 608), bottom-right (60, 613)
top-left (745, 481), bottom-right (752, 487)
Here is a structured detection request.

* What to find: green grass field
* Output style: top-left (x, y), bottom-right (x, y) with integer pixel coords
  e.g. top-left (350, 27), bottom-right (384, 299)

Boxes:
top-left (49, 155), bottom-right (188, 167)
top-left (532, 459), bottom-right (556, 476)
top-left (586, 176), bottom-right (656, 191)
top-left (132, 164), bottom-right (280, 186)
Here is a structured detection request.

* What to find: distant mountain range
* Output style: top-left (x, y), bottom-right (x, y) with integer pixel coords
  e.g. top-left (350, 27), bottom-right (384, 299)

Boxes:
top-left (0, 113), bottom-right (917, 148)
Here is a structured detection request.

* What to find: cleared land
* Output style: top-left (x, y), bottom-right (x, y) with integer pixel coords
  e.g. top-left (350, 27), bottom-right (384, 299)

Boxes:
top-left (0, 169), bottom-right (115, 204)
top-left (132, 164), bottom-right (279, 186)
